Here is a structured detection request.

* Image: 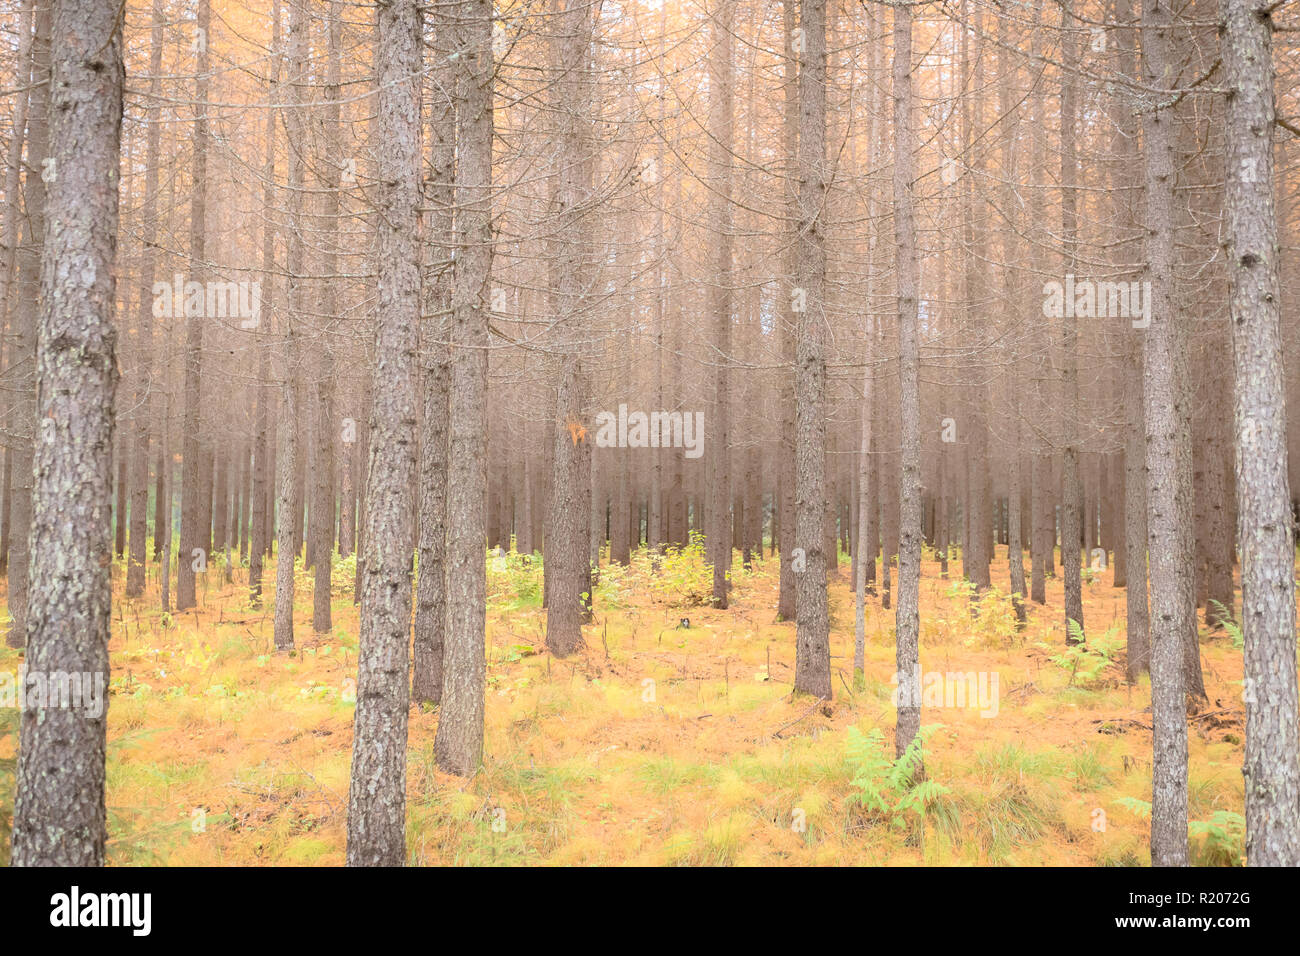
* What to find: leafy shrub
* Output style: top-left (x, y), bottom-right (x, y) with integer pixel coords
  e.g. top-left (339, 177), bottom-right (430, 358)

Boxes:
top-left (645, 531), bottom-right (713, 607)
top-left (487, 548), bottom-right (543, 611)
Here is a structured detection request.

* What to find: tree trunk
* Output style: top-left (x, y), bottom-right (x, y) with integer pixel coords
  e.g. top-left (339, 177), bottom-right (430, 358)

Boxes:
top-left (308, 5), bottom-right (342, 633)
top-left (249, 0), bottom-right (279, 610)
top-left (5, 1), bottom-right (49, 649)
top-left (11, 0), bottom-right (122, 865)
top-left (707, 0), bottom-right (734, 608)
top-left (776, 0), bottom-right (798, 623)
top-left (412, 8), bottom-right (455, 706)
top-left (1142, 0), bottom-right (1191, 866)
top-left (544, 0), bottom-right (594, 658)
top-left (176, 0), bottom-right (211, 612)
top-left (1220, 0), bottom-right (1300, 867)
top-left (791, 0), bottom-right (830, 700)
top-left (345, 0), bottom-right (422, 866)
top-left (892, 0), bottom-right (921, 760)
top-left (434, 0), bottom-right (493, 775)
top-left (273, 0), bottom-right (307, 652)
top-left (1059, 5), bottom-right (1084, 643)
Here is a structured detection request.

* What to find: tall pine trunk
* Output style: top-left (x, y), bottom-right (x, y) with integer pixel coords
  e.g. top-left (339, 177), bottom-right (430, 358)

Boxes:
top-left (345, 0), bottom-right (422, 866)
top-left (434, 0), bottom-right (493, 775)
top-left (1142, 0), bottom-right (1192, 866)
top-left (1220, 0), bottom-right (1300, 867)
top-left (11, 0), bottom-right (123, 865)
top-left (791, 0), bottom-right (830, 700)
top-left (892, 0), bottom-right (921, 760)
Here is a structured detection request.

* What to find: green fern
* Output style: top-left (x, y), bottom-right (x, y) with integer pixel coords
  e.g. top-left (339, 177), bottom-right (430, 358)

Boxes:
top-left (1113, 798), bottom-right (1245, 866)
top-left (1208, 600), bottom-right (1243, 648)
top-left (1039, 623), bottom-right (1120, 688)
top-left (846, 725), bottom-right (950, 830)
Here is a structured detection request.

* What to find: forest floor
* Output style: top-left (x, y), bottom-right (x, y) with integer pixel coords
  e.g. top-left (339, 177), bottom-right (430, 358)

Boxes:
top-left (0, 540), bottom-right (1251, 866)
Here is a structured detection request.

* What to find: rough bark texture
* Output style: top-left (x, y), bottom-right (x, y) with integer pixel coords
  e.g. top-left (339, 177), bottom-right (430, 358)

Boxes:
top-left (1026, 4), bottom-right (1050, 607)
top-left (176, 0), bottom-right (210, 612)
top-left (1142, 0), bottom-right (1191, 866)
top-left (1220, 0), bottom-right (1300, 867)
top-left (544, 0), bottom-right (593, 658)
top-left (345, 0), bottom-right (421, 866)
top-left (1059, 7), bottom-right (1084, 643)
top-left (273, 0), bottom-right (306, 653)
top-left (248, 0), bottom-right (279, 610)
top-left (310, 3), bottom-right (343, 635)
top-left (1113, 0), bottom-right (1149, 682)
top-left (776, 0), bottom-right (798, 622)
top-left (434, 0), bottom-right (492, 775)
top-left (5, 1), bottom-right (49, 649)
top-left (892, 0), bottom-right (921, 760)
top-left (707, 0), bottom-right (734, 610)
top-left (997, 11), bottom-right (1027, 628)
top-left (11, 0), bottom-right (122, 865)
top-left (958, 1), bottom-right (990, 597)
top-left (412, 8), bottom-right (455, 707)
top-left (853, 11), bottom-right (879, 682)
top-left (792, 0), bottom-right (830, 700)
top-left (124, 0), bottom-right (163, 600)
top-left (1124, 342), bottom-right (1150, 681)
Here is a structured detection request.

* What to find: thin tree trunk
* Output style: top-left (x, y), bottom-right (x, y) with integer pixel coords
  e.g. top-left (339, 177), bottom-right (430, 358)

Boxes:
top-left (434, 0), bottom-right (493, 775)
top-left (176, 0), bottom-right (211, 612)
top-left (1142, 0), bottom-right (1191, 866)
top-left (413, 7), bottom-right (455, 706)
top-left (792, 0), bottom-right (830, 700)
top-left (776, 0), bottom-right (798, 622)
top-left (5, 1), bottom-right (49, 649)
top-left (892, 0), bottom-right (921, 761)
top-left (706, 0), bottom-right (734, 608)
top-left (273, 0), bottom-right (307, 652)
top-left (853, 4), bottom-right (880, 684)
top-left (1060, 4), bottom-right (1084, 643)
top-left (249, 0), bottom-right (279, 610)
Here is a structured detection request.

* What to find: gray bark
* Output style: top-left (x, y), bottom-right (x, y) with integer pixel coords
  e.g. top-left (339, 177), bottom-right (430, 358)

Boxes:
top-left (413, 7), bottom-right (456, 706)
top-left (124, 0), bottom-right (163, 601)
top-left (1060, 4), bottom-right (1084, 642)
top-left (776, 0), bottom-right (798, 622)
top-left (310, 3), bottom-right (343, 634)
top-left (176, 0), bottom-right (211, 612)
top-left (5, 0), bottom-right (49, 649)
top-left (1220, 0), bottom-right (1300, 867)
top-left (273, 0), bottom-right (308, 652)
top-left (707, 0), bottom-right (734, 609)
top-left (434, 0), bottom-right (493, 775)
top-left (1142, 0), bottom-right (1192, 866)
top-left (792, 0), bottom-right (830, 700)
top-left (892, 0), bottom-right (921, 760)
top-left (249, 0), bottom-right (280, 610)
top-left (345, 0), bottom-right (422, 865)
top-left (11, 0), bottom-right (123, 865)
top-left (543, 0), bottom-right (594, 658)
